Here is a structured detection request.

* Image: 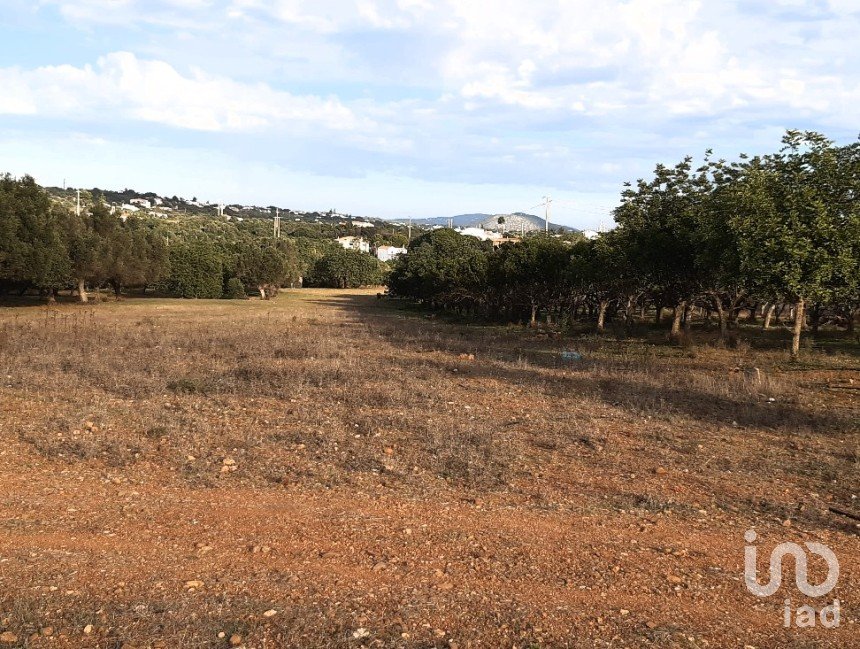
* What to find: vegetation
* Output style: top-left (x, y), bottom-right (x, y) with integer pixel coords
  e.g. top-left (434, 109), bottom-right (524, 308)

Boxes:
top-left (305, 247), bottom-right (388, 288)
top-left (2, 130), bottom-right (857, 357)
top-left (0, 175), bottom-right (393, 301)
top-left (0, 290), bottom-right (856, 647)
top-left (391, 131), bottom-right (860, 356)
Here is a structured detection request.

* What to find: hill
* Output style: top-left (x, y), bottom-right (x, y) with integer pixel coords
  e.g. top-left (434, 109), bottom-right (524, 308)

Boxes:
top-left (407, 212), bottom-right (576, 233)
top-left (42, 185), bottom-right (388, 226)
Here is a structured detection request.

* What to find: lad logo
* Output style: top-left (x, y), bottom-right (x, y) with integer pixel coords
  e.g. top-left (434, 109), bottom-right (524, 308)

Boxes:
top-left (744, 529), bottom-right (840, 628)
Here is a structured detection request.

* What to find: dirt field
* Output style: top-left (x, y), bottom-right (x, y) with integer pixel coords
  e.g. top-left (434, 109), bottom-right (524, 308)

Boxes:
top-left (0, 289), bottom-right (857, 648)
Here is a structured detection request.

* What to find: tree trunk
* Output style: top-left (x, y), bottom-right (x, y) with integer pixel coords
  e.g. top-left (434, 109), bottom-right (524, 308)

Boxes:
top-left (748, 303), bottom-right (759, 324)
top-left (625, 295), bottom-right (636, 326)
top-left (670, 301), bottom-right (686, 341)
top-left (77, 278), bottom-right (88, 304)
top-left (259, 285), bottom-right (267, 300)
top-left (683, 302), bottom-right (692, 334)
top-left (810, 303), bottom-right (822, 337)
top-left (654, 303), bottom-right (663, 325)
top-left (713, 297), bottom-right (727, 341)
top-left (530, 303), bottom-right (537, 327)
top-left (791, 298), bottom-right (805, 359)
top-left (596, 300), bottom-right (608, 332)
top-left (774, 303), bottom-right (785, 325)
top-left (762, 303), bottom-right (775, 331)
top-left (46, 289), bottom-right (56, 304)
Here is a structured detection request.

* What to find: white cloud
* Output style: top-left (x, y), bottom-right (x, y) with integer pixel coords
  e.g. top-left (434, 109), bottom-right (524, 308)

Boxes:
top-left (434, 0), bottom-right (860, 121)
top-left (38, 1), bottom-right (860, 129)
top-left (0, 51), bottom-right (368, 134)
top-left (6, 0), bottom-right (859, 213)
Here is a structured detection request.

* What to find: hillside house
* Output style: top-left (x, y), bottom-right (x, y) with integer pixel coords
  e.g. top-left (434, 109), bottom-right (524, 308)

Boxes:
top-left (376, 245), bottom-right (407, 262)
top-left (457, 227), bottom-right (506, 248)
top-left (336, 236), bottom-right (370, 253)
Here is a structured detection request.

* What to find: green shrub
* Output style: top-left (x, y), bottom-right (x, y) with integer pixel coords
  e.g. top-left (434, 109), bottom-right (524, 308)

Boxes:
top-left (223, 277), bottom-right (246, 299)
top-left (305, 247), bottom-right (387, 288)
top-left (166, 239), bottom-right (223, 299)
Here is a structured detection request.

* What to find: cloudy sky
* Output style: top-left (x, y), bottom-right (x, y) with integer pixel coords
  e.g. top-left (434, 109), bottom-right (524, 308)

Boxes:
top-left (1, 1), bottom-right (858, 226)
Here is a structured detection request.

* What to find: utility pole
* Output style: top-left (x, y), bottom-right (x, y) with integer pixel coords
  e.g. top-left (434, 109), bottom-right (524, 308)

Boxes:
top-left (76, 189), bottom-right (81, 217)
top-left (542, 195), bottom-right (552, 234)
top-left (274, 208), bottom-right (281, 239)
top-left (408, 217), bottom-right (412, 242)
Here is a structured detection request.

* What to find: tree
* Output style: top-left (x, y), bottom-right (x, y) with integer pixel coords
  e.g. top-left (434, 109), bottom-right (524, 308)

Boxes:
top-left (167, 238), bottom-right (223, 299)
top-left (614, 157), bottom-right (707, 340)
top-left (117, 219), bottom-right (170, 294)
top-left (63, 209), bottom-right (100, 303)
top-left (693, 153), bottom-right (745, 341)
top-left (0, 174), bottom-right (70, 300)
top-left (489, 236), bottom-right (569, 325)
top-left (307, 247), bottom-right (386, 289)
top-left (389, 229), bottom-right (490, 312)
top-left (732, 131), bottom-right (860, 357)
top-left (570, 231), bottom-right (636, 332)
top-left (236, 242), bottom-right (297, 299)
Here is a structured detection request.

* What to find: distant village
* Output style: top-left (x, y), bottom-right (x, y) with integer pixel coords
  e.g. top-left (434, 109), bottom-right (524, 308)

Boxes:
top-left (47, 185), bottom-right (599, 265)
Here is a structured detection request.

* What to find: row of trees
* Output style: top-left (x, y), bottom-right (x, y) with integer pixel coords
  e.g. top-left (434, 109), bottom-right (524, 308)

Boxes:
top-left (0, 175), bottom-right (390, 300)
top-left (391, 132), bottom-right (859, 356)
top-left (0, 175), bottom-right (169, 302)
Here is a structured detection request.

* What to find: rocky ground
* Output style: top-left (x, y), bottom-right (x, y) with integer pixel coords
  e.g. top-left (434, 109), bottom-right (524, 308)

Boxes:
top-left (0, 289), bottom-right (857, 648)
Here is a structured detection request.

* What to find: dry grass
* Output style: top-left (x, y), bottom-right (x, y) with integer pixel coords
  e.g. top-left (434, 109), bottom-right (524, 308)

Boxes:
top-left (0, 289), bottom-right (857, 648)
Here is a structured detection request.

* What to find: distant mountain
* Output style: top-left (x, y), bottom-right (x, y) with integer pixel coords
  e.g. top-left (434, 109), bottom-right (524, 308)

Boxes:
top-left (407, 212), bottom-right (577, 233)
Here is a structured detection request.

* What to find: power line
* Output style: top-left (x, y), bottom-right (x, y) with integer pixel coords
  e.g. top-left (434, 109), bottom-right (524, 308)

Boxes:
top-left (542, 195), bottom-right (552, 233)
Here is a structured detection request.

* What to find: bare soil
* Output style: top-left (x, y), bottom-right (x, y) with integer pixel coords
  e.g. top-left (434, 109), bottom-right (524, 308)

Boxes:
top-left (0, 289), bottom-right (857, 648)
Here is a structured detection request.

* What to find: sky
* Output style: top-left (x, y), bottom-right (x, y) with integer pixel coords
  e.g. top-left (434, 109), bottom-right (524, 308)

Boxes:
top-left (0, 1), bottom-right (858, 228)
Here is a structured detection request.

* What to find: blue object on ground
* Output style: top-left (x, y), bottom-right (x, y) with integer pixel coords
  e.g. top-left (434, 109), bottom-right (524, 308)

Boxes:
top-left (560, 351), bottom-right (583, 362)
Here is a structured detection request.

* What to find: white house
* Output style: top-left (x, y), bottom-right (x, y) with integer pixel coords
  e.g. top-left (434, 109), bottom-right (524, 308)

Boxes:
top-left (336, 236), bottom-right (370, 253)
top-left (582, 229), bottom-right (600, 240)
top-left (376, 245), bottom-right (407, 262)
top-left (130, 198), bottom-right (151, 209)
top-left (457, 227), bottom-right (506, 247)
top-left (458, 227), bottom-right (491, 240)
top-left (120, 203), bottom-right (140, 213)
top-left (352, 220), bottom-right (375, 228)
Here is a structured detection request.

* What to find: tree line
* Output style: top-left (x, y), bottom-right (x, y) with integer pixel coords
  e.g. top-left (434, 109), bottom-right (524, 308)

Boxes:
top-left (0, 175), bottom-right (390, 301)
top-left (390, 131), bottom-right (859, 357)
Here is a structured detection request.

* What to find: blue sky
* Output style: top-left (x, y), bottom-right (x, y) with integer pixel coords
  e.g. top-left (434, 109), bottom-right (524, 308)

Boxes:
top-left (1, 1), bottom-right (858, 227)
